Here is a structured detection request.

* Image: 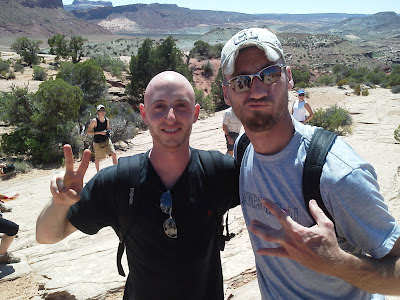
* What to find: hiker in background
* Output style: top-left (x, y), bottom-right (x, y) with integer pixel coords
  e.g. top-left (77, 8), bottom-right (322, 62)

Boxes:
top-left (222, 107), bottom-right (242, 156)
top-left (36, 71), bottom-right (240, 300)
top-left (0, 217), bottom-right (20, 264)
top-left (221, 27), bottom-right (400, 298)
top-left (291, 89), bottom-right (314, 123)
top-left (87, 104), bottom-right (117, 172)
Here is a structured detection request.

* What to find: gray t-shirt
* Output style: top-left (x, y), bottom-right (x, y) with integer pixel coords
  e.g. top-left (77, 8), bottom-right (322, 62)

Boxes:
top-left (235, 118), bottom-right (400, 299)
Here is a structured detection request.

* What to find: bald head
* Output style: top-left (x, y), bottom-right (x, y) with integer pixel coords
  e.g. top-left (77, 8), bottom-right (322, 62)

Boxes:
top-left (144, 71), bottom-right (195, 106)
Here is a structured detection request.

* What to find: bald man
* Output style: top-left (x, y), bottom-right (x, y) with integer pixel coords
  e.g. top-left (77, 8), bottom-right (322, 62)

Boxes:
top-left (36, 71), bottom-right (240, 300)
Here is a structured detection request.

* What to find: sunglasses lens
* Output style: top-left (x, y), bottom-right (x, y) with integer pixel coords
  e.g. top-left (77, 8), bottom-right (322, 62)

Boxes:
top-left (163, 218), bottom-right (177, 239)
top-left (231, 76), bottom-right (251, 92)
top-left (160, 191), bottom-right (172, 214)
top-left (260, 65), bottom-right (282, 84)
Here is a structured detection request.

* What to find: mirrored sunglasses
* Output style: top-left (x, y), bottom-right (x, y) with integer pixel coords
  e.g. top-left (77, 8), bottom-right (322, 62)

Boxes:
top-left (160, 191), bottom-right (177, 239)
top-left (224, 64), bottom-right (286, 93)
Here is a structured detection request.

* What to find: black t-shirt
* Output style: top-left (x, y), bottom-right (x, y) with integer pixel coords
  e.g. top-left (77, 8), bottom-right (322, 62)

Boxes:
top-left (68, 148), bottom-right (239, 300)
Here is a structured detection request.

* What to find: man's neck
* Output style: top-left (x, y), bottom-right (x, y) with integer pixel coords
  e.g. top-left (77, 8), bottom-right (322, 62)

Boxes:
top-left (149, 145), bottom-right (191, 190)
top-left (245, 112), bottom-right (294, 155)
top-left (97, 116), bottom-right (105, 122)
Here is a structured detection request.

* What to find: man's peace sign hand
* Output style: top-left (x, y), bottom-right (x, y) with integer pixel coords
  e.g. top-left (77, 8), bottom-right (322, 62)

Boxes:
top-left (50, 144), bottom-right (91, 207)
top-left (249, 198), bottom-right (346, 276)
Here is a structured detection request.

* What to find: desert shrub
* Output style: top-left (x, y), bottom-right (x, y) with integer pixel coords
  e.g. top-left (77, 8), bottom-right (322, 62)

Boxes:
top-left (0, 59), bottom-right (10, 72)
top-left (353, 84), bottom-right (361, 95)
top-left (209, 68), bottom-right (227, 111)
top-left (6, 71), bottom-right (15, 80)
top-left (309, 105), bottom-right (352, 135)
top-left (194, 88), bottom-right (214, 113)
top-left (292, 66), bottom-right (311, 87)
top-left (92, 55), bottom-right (126, 78)
top-left (1, 79), bottom-right (84, 164)
top-left (395, 124), bottom-right (400, 143)
top-left (69, 34), bottom-right (88, 64)
top-left (57, 59), bottom-right (106, 107)
top-left (126, 36), bottom-right (192, 104)
top-left (32, 66), bottom-right (47, 81)
top-left (361, 88), bottom-right (369, 96)
top-left (201, 61), bottom-right (213, 78)
top-left (13, 63), bottom-right (24, 73)
top-left (336, 78), bottom-right (348, 87)
top-left (391, 85), bottom-right (400, 94)
top-left (315, 74), bottom-right (336, 86)
top-left (11, 37), bottom-right (42, 66)
top-left (48, 34), bottom-right (69, 62)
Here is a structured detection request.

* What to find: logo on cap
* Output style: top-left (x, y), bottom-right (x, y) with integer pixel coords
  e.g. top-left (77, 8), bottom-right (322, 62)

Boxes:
top-left (234, 30), bottom-right (259, 45)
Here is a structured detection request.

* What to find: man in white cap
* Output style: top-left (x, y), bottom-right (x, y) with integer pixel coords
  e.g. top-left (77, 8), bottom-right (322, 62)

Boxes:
top-left (221, 28), bottom-right (400, 298)
top-left (87, 104), bottom-right (117, 172)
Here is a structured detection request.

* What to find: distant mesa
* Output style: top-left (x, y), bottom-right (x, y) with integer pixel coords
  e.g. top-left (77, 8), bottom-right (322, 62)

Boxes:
top-left (64, 0), bottom-right (113, 12)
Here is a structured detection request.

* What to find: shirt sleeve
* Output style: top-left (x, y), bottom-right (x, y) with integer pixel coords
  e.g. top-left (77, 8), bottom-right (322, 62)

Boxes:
top-left (67, 166), bottom-right (118, 235)
top-left (326, 167), bottom-right (400, 259)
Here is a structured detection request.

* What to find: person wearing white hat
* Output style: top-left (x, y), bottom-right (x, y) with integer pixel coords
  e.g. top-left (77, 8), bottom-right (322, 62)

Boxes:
top-left (291, 89), bottom-right (314, 123)
top-left (221, 28), bottom-right (400, 299)
top-left (87, 104), bottom-right (117, 172)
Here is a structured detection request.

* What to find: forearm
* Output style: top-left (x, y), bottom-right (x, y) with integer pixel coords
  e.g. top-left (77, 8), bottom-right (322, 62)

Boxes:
top-left (332, 251), bottom-right (400, 295)
top-left (36, 199), bottom-right (76, 244)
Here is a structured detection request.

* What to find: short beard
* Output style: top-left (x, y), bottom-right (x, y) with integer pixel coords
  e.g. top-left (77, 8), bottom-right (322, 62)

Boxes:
top-left (241, 110), bottom-right (280, 132)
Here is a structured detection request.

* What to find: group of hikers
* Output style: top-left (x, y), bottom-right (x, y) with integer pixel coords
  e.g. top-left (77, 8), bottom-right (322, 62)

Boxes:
top-left (3, 27), bottom-right (400, 299)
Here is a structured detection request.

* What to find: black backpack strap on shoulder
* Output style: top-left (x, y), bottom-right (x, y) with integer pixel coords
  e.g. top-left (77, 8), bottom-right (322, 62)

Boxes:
top-left (198, 150), bottom-right (234, 251)
top-left (116, 154), bottom-right (141, 277)
top-left (302, 128), bottom-right (337, 225)
top-left (235, 133), bottom-right (250, 167)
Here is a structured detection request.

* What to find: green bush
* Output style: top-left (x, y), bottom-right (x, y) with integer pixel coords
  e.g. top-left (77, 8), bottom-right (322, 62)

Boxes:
top-left (309, 105), bottom-right (352, 135)
top-left (33, 66), bottom-right (47, 81)
top-left (336, 78), bottom-right (348, 87)
top-left (93, 55), bottom-right (126, 78)
top-left (292, 66), bottom-right (311, 87)
top-left (391, 85), bottom-right (400, 94)
top-left (354, 84), bottom-right (361, 95)
top-left (194, 88), bottom-right (215, 114)
top-left (0, 59), bottom-right (10, 72)
top-left (201, 61), bottom-right (213, 78)
top-left (13, 63), bottom-right (24, 73)
top-left (395, 124), bottom-right (400, 143)
top-left (11, 37), bottom-right (42, 66)
top-left (361, 88), bottom-right (369, 96)
top-left (315, 74), bottom-right (336, 86)
top-left (57, 59), bottom-right (106, 106)
top-left (126, 36), bottom-right (192, 104)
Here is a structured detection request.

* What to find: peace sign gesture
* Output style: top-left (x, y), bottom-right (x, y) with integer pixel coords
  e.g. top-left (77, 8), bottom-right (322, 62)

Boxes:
top-left (50, 145), bottom-right (91, 207)
top-left (249, 197), bottom-right (345, 276)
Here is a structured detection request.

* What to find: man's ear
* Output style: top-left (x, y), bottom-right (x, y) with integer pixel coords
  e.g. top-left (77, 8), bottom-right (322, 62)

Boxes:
top-left (139, 103), bottom-right (148, 125)
top-left (222, 84), bottom-right (232, 106)
top-left (193, 103), bottom-right (200, 123)
top-left (285, 66), bottom-right (294, 90)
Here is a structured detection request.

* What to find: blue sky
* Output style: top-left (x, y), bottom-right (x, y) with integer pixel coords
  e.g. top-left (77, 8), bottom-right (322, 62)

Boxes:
top-left (63, 0), bottom-right (399, 15)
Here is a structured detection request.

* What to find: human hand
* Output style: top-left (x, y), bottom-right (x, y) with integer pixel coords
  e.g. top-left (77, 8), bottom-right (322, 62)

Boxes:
top-left (249, 198), bottom-right (345, 276)
top-left (50, 145), bottom-right (91, 207)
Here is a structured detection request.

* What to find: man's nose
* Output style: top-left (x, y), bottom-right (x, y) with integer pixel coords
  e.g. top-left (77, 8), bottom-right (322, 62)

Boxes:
top-left (249, 76), bottom-right (268, 99)
top-left (166, 107), bottom-right (176, 120)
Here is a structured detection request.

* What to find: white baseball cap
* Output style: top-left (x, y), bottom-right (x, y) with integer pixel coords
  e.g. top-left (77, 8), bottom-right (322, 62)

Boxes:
top-left (97, 104), bottom-right (105, 111)
top-left (221, 28), bottom-right (285, 76)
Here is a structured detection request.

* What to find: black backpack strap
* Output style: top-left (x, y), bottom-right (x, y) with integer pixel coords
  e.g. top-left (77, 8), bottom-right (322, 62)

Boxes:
top-left (116, 154), bottom-right (141, 277)
top-left (302, 128), bottom-right (337, 225)
top-left (235, 133), bottom-right (250, 167)
top-left (198, 150), bottom-right (234, 251)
